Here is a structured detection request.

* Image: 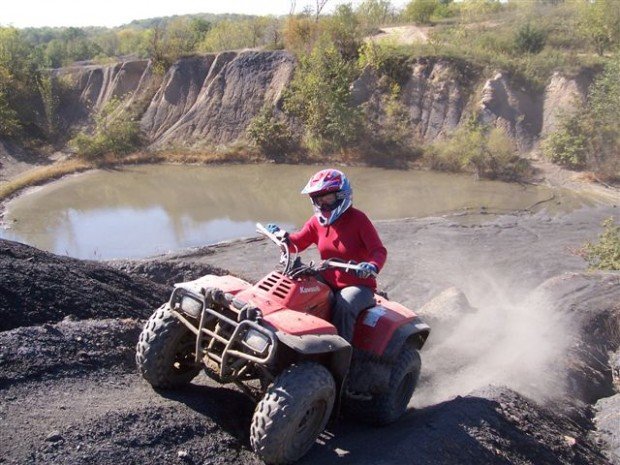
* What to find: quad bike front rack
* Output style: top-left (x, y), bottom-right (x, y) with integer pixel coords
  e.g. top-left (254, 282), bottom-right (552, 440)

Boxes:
top-left (169, 286), bottom-right (277, 385)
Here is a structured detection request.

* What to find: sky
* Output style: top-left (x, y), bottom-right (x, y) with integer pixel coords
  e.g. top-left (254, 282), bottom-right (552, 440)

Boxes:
top-left (1, 0), bottom-right (410, 29)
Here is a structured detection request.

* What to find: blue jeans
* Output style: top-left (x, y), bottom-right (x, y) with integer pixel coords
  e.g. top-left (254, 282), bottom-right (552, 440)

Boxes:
top-left (332, 286), bottom-right (375, 343)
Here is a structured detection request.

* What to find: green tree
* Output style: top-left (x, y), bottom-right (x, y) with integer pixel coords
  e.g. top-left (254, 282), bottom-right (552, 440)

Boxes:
top-left (542, 111), bottom-right (588, 169)
top-left (283, 13), bottom-right (321, 56)
top-left (356, 0), bottom-right (394, 32)
top-left (0, 27), bottom-right (33, 78)
top-left (0, 27), bottom-right (41, 138)
top-left (199, 20), bottom-right (256, 52)
top-left (45, 39), bottom-right (66, 68)
top-left (164, 17), bottom-right (203, 59)
top-left (117, 29), bottom-right (150, 57)
top-left (543, 53), bottom-right (620, 178)
top-left (578, 0), bottom-right (620, 56)
top-left (324, 4), bottom-right (363, 59)
top-left (586, 52), bottom-right (620, 177)
top-left (189, 18), bottom-right (212, 41)
top-left (0, 88), bottom-right (21, 138)
top-left (403, 0), bottom-right (438, 24)
top-left (284, 38), bottom-right (361, 151)
top-left (38, 75), bottom-right (60, 139)
top-left (95, 31), bottom-right (120, 58)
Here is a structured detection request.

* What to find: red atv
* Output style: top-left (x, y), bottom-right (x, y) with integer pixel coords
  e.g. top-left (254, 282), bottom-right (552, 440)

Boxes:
top-left (136, 223), bottom-right (430, 464)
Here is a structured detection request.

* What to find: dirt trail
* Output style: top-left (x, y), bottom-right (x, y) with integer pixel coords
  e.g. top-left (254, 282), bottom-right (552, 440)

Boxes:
top-left (1, 204), bottom-right (619, 465)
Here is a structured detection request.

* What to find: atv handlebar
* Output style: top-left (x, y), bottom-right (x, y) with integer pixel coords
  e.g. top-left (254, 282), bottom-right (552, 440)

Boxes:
top-left (256, 222), bottom-right (293, 273)
top-left (256, 223), bottom-right (378, 278)
top-left (320, 259), bottom-right (379, 278)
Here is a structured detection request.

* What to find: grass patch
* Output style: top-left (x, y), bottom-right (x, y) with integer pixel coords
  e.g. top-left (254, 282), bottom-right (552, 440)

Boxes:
top-left (0, 159), bottom-right (91, 201)
top-left (0, 149), bottom-right (268, 202)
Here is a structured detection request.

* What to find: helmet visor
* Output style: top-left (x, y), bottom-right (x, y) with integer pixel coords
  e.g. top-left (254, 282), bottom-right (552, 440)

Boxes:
top-left (311, 192), bottom-right (339, 212)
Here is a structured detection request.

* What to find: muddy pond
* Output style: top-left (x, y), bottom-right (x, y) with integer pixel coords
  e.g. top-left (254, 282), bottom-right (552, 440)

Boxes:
top-left (0, 164), bottom-right (591, 259)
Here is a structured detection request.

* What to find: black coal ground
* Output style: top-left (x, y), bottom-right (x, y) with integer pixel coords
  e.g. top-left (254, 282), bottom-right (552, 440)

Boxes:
top-left (1, 205), bottom-right (619, 465)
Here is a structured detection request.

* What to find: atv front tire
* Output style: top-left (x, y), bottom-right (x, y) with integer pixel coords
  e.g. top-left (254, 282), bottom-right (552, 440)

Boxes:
top-left (345, 345), bottom-right (421, 425)
top-left (136, 305), bottom-right (200, 389)
top-left (250, 363), bottom-right (335, 465)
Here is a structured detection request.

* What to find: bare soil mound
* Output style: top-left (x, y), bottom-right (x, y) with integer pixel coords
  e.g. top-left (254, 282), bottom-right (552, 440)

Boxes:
top-left (0, 239), bottom-right (168, 331)
top-left (0, 318), bottom-right (141, 388)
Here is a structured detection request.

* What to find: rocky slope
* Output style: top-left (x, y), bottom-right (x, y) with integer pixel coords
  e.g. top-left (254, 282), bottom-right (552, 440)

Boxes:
top-left (1, 206), bottom-right (619, 465)
top-left (52, 52), bottom-right (593, 153)
top-left (55, 51), bottom-right (295, 149)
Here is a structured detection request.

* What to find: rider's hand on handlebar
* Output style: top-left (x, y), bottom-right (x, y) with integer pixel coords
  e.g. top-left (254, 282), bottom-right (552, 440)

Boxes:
top-left (356, 262), bottom-right (378, 278)
top-left (267, 223), bottom-right (289, 243)
top-left (266, 223), bottom-right (280, 234)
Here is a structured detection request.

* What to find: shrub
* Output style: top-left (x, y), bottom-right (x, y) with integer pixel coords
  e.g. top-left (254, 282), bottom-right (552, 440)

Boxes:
top-left (70, 98), bottom-right (143, 160)
top-left (428, 119), bottom-right (528, 181)
top-left (543, 53), bottom-right (620, 179)
top-left (542, 111), bottom-right (588, 169)
top-left (582, 217), bottom-right (620, 271)
top-left (360, 82), bottom-right (419, 165)
top-left (514, 22), bottom-right (546, 54)
top-left (246, 105), bottom-right (296, 161)
top-left (358, 41), bottom-right (412, 86)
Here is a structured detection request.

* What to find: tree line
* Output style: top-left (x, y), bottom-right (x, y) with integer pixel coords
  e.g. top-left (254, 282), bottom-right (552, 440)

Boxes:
top-left (0, 0), bottom-right (618, 181)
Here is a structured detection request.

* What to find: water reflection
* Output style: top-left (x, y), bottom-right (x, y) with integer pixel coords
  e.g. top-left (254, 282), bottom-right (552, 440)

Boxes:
top-left (1, 164), bottom-right (588, 259)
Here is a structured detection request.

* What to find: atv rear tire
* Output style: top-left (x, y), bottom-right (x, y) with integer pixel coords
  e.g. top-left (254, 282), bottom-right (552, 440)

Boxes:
top-left (250, 363), bottom-right (335, 465)
top-left (345, 345), bottom-right (421, 426)
top-left (136, 305), bottom-right (200, 389)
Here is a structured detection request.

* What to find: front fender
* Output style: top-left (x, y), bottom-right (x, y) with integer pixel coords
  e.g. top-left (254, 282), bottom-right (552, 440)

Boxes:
top-left (174, 274), bottom-right (251, 296)
top-left (275, 332), bottom-right (352, 385)
top-left (263, 309), bottom-right (337, 336)
top-left (276, 331), bottom-right (352, 421)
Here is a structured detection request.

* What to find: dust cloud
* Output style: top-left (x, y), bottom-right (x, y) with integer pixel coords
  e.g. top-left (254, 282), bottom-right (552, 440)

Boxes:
top-left (413, 269), bottom-right (575, 408)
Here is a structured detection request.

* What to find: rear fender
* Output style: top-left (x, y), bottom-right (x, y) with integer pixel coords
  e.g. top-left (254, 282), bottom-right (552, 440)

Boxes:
top-left (353, 304), bottom-right (430, 358)
top-left (382, 318), bottom-right (430, 361)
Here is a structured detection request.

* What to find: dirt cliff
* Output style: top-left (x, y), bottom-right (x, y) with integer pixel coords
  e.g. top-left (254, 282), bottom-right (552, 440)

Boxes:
top-left (53, 52), bottom-right (593, 154)
top-left (57, 51), bottom-right (296, 149)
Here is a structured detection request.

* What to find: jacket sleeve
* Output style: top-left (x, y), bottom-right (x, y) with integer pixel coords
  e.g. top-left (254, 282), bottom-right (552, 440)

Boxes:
top-left (288, 218), bottom-right (317, 253)
top-left (359, 215), bottom-right (387, 271)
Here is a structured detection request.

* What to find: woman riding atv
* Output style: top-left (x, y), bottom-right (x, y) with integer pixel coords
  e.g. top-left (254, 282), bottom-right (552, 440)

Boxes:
top-left (267, 168), bottom-right (387, 342)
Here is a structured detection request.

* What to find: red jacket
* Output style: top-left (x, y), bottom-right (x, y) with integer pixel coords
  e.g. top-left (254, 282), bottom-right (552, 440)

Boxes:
top-left (288, 207), bottom-right (387, 290)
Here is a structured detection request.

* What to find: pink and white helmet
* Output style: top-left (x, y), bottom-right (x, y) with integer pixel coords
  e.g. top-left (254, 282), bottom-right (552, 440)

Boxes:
top-left (301, 169), bottom-right (352, 226)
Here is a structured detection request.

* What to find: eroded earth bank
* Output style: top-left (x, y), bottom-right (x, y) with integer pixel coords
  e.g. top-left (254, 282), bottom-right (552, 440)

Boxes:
top-left (1, 204), bottom-right (619, 465)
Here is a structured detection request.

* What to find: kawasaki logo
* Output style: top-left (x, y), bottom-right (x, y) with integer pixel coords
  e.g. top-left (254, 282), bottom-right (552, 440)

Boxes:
top-left (300, 286), bottom-right (320, 294)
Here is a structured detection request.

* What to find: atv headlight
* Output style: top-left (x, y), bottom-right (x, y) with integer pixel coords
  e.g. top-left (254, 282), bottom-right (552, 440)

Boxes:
top-left (180, 295), bottom-right (202, 318)
top-left (243, 329), bottom-right (269, 354)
